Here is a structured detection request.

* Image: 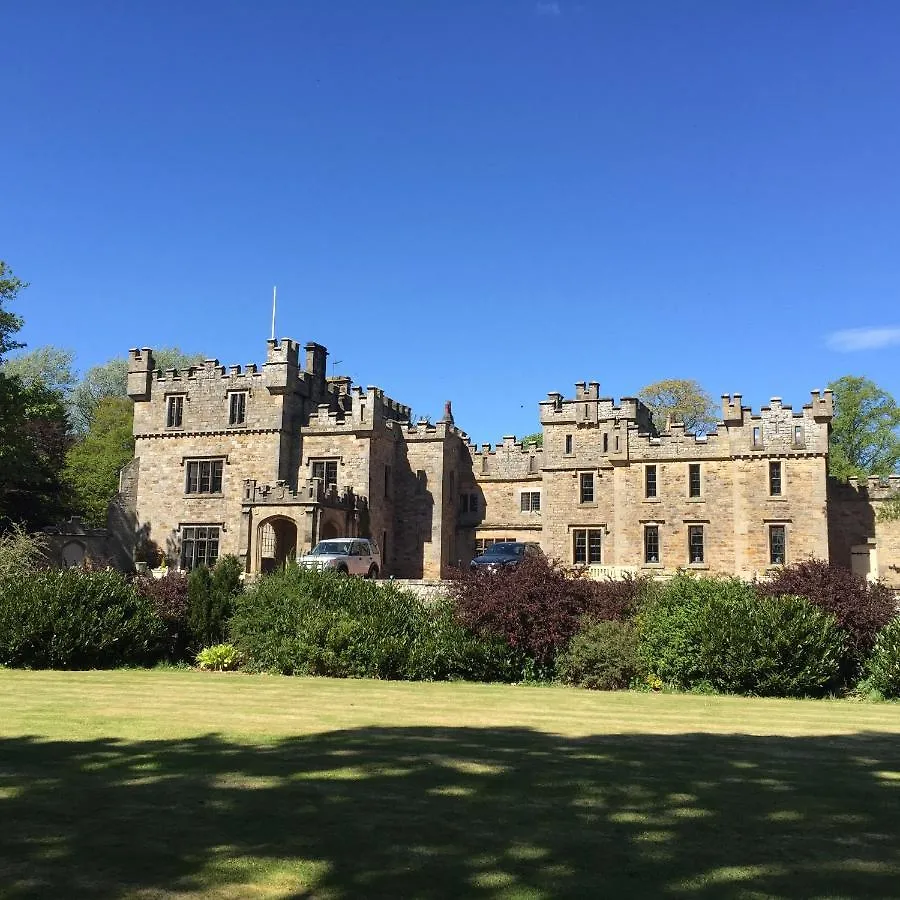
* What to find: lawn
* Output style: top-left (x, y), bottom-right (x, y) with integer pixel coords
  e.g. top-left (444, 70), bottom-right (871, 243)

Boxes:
top-left (1, 671), bottom-right (899, 899)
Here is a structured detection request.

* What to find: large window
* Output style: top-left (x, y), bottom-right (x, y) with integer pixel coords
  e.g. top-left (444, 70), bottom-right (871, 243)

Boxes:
top-left (460, 493), bottom-right (479, 514)
top-left (644, 525), bottom-right (660, 564)
top-left (180, 526), bottom-right (220, 570)
top-left (579, 473), bottom-right (594, 504)
top-left (166, 395), bottom-right (184, 428)
top-left (769, 525), bottom-right (786, 565)
top-left (645, 465), bottom-right (657, 498)
top-left (689, 463), bottom-right (701, 498)
top-left (228, 392), bottom-right (247, 425)
top-left (688, 525), bottom-right (705, 564)
top-left (769, 461), bottom-right (782, 496)
top-left (311, 459), bottom-right (338, 488)
top-left (520, 491), bottom-right (541, 512)
top-left (573, 528), bottom-right (603, 564)
top-left (185, 459), bottom-right (223, 494)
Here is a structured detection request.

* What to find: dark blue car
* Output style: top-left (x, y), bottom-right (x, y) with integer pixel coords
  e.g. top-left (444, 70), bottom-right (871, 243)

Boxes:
top-left (470, 541), bottom-right (543, 572)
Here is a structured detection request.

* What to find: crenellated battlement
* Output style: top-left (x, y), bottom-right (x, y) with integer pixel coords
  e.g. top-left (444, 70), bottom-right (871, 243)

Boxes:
top-left (846, 474), bottom-right (900, 499)
top-left (467, 434), bottom-right (544, 478)
top-left (539, 383), bottom-right (652, 430)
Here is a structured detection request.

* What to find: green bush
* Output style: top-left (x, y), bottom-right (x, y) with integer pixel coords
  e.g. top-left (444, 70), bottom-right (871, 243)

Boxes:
top-left (196, 642), bottom-right (241, 671)
top-left (187, 555), bottom-right (243, 650)
top-left (0, 569), bottom-right (165, 669)
top-left (557, 619), bottom-right (643, 690)
top-left (230, 566), bottom-right (524, 681)
top-left (638, 575), bottom-right (845, 697)
top-left (865, 618), bottom-right (900, 699)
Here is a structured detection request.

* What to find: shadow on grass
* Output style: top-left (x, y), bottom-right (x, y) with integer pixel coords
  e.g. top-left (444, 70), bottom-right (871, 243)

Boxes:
top-left (2, 727), bottom-right (899, 898)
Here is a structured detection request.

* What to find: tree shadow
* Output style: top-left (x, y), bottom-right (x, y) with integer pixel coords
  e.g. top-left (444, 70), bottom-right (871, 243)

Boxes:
top-left (1, 727), bottom-right (899, 898)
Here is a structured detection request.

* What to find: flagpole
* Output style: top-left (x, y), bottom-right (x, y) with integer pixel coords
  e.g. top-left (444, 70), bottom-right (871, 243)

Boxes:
top-left (270, 286), bottom-right (277, 340)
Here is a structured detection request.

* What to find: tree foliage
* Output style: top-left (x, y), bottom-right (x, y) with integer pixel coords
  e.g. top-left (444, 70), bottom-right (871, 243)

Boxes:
top-left (521, 432), bottom-right (543, 447)
top-left (63, 396), bottom-right (134, 525)
top-left (0, 374), bottom-right (72, 529)
top-left (70, 348), bottom-right (204, 432)
top-left (638, 378), bottom-right (718, 434)
top-left (0, 346), bottom-right (77, 396)
top-left (0, 261), bottom-right (26, 363)
top-left (827, 375), bottom-right (900, 481)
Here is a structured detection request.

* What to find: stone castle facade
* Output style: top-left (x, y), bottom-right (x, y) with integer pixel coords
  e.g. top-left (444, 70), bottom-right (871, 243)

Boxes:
top-left (122, 338), bottom-right (900, 585)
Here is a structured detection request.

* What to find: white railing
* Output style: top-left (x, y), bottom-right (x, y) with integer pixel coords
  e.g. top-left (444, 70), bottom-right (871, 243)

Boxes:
top-left (586, 564), bottom-right (640, 581)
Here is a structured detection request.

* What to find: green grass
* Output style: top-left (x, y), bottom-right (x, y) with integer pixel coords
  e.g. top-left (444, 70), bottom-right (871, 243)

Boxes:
top-left (1, 671), bottom-right (900, 899)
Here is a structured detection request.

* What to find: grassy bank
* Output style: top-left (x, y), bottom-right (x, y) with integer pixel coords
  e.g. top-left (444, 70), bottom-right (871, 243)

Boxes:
top-left (1, 670), bottom-right (899, 898)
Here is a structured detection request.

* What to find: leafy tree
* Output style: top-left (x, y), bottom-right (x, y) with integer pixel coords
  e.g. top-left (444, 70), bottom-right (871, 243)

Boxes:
top-left (0, 261), bottom-right (26, 363)
top-left (70, 348), bottom-right (204, 432)
top-left (638, 378), bottom-right (718, 434)
top-left (0, 377), bottom-right (72, 529)
top-left (63, 396), bottom-right (134, 525)
top-left (827, 375), bottom-right (900, 481)
top-left (521, 432), bottom-right (543, 447)
top-left (1, 345), bottom-right (77, 396)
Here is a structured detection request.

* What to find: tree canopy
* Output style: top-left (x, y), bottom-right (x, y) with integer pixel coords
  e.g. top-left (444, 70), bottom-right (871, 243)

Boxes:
top-left (638, 379), bottom-right (718, 434)
top-left (70, 348), bottom-right (204, 432)
top-left (0, 261), bottom-right (26, 363)
top-left (827, 376), bottom-right (900, 482)
top-left (1, 345), bottom-right (77, 396)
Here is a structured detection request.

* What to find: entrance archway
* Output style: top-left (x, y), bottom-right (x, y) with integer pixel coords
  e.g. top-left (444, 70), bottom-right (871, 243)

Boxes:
top-left (320, 521), bottom-right (340, 540)
top-left (258, 517), bottom-right (298, 574)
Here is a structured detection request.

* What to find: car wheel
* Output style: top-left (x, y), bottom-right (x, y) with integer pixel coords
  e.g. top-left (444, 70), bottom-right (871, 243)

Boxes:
top-left (367, 565), bottom-right (379, 579)
top-left (336, 565), bottom-right (349, 576)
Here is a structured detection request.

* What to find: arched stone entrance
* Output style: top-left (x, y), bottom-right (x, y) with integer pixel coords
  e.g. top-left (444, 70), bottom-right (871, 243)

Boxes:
top-left (258, 516), bottom-right (298, 574)
top-left (320, 521), bottom-right (340, 540)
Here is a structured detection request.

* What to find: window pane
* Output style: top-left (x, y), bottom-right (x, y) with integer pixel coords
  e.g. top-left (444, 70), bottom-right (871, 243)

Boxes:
top-left (580, 474), bottom-right (594, 504)
top-left (644, 526), bottom-right (659, 564)
top-left (532, 492), bottom-right (540, 512)
top-left (573, 530), bottom-right (586, 564)
top-left (645, 466), bottom-right (657, 498)
top-left (688, 526), bottom-right (704, 564)
top-left (520, 493), bottom-right (529, 512)
top-left (588, 530), bottom-right (602, 563)
top-left (211, 460), bottom-right (223, 492)
top-left (186, 462), bottom-right (199, 493)
top-left (689, 464), bottom-right (701, 498)
top-left (770, 526), bottom-right (786, 565)
top-left (769, 461), bottom-right (782, 495)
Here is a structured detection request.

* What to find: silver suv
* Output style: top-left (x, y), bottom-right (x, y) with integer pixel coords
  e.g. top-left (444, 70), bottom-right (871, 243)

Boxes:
top-left (297, 538), bottom-right (382, 578)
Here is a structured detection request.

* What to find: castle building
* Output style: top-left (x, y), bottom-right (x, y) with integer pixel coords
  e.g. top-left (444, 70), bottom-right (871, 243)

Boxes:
top-left (123, 338), bottom-right (899, 585)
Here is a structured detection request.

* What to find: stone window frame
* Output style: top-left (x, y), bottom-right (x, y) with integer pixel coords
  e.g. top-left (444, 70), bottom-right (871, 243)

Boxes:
top-left (643, 524), bottom-right (661, 565)
top-left (769, 460), bottom-right (784, 497)
top-left (688, 463), bottom-right (702, 499)
top-left (768, 523), bottom-right (788, 566)
top-left (519, 489), bottom-right (541, 513)
top-left (686, 523), bottom-right (706, 566)
top-left (564, 434), bottom-right (574, 456)
top-left (572, 526), bottom-right (603, 565)
top-left (309, 458), bottom-right (340, 490)
top-left (792, 424), bottom-right (805, 448)
top-left (752, 424), bottom-right (764, 449)
top-left (644, 464), bottom-right (658, 500)
top-left (579, 471), bottom-right (595, 505)
top-left (165, 393), bottom-right (185, 429)
top-left (227, 390), bottom-right (248, 427)
top-left (183, 456), bottom-right (226, 496)
top-left (178, 523), bottom-right (223, 571)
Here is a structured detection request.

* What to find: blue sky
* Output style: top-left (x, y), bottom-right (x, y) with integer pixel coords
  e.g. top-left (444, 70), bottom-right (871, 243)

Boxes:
top-left (3, 0), bottom-right (899, 444)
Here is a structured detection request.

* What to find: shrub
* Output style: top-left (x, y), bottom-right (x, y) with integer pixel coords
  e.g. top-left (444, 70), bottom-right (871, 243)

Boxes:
top-left (639, 574), bottom-right (845, 697)
top-left (134, 571), bottom-right (190, 661)
top-left (230, 565), bottom-right (522, 681)
top-left (450, 557), bottom-right (650, 671)
top-left (187, 555), bottom-right (243, 650)
top-left (196, 642), bottom-right (241, 671)
top-left (557, 619), bottom-right (643, 690)
top-left (0, 524), bottom-right (48, 578)
top-left (865, 617), bottom-right (900, 699)
top-left (0, 569), bottom-right (165, 669)
top-left (758, 560), bottom-right (896, 660)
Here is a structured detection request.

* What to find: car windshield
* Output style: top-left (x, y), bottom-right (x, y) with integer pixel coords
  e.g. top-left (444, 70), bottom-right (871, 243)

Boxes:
top-left (483, 543), bottom-right (524, 557)
top-left (310, 540), bottom-right (352, 556)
